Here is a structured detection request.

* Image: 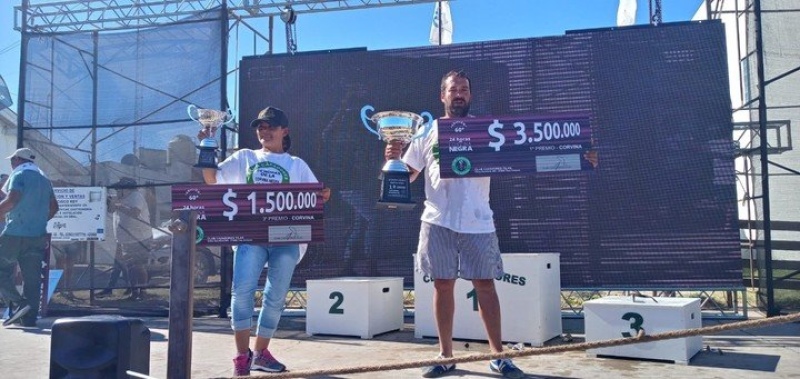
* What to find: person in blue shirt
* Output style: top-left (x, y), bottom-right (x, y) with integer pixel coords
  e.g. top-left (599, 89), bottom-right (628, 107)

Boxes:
top-left (0, 148), bottom-right (59, 327)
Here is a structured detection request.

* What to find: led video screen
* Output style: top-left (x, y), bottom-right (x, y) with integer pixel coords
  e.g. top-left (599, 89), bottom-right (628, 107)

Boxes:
top-left (239, 20), bottom-right (741, 289)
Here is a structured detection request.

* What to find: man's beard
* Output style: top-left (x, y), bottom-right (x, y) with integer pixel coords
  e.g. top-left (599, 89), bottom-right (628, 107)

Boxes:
top-left (448, 102), bottom-right (470, 117)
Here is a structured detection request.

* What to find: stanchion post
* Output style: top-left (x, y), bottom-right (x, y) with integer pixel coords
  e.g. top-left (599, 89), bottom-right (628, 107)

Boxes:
top-left (166, 209), bottom-right (196, 379)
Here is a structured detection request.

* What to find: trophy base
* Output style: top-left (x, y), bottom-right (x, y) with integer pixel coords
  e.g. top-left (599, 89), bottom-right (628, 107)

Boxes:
top-left (196, 145), bottom-right (219, 169)
top-left (376, 201), bottom-right (416, 211)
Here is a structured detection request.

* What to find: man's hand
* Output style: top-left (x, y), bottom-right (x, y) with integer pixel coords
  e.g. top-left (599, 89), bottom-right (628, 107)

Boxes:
top-left (384, 140), bottom-right (406, 161)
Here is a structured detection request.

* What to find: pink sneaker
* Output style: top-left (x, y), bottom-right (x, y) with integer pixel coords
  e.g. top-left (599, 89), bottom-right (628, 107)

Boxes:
top-left (251, 348), bottom-right (286, 372)
top-left (232, 350), bottom-right (252, 377)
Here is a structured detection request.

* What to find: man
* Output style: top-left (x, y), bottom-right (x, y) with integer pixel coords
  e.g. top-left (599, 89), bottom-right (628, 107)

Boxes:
top-left (385, 71), bottom-right (525, 379)
top-left (104, 177), bottom-right (151, 300)
top-left (0, 148), bottom-right (59, 327)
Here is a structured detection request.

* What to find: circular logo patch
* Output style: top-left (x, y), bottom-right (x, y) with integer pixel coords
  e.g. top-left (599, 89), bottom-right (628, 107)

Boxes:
top-left (451, 156), bottom-right (472, 176)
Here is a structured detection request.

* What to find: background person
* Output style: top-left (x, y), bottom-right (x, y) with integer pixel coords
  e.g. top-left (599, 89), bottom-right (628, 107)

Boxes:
top-left (51, 241), bottom-right (84, 301)
top-left (199, 106), bottom-right (330, 376)
top-left (385, 71), bottom-right (525, 379)
top-left (102, 177), bottom-right (151, 300)
top-left (0, 148), bottom-right (59, 327)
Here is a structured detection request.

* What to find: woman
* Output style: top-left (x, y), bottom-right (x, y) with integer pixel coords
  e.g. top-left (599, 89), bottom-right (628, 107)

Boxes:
top-left (199, 106), bottom-right (330, 376)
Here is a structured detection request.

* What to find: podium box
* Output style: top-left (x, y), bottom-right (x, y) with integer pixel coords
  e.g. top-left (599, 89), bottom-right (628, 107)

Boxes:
top-left (584, 296), bottom-right (702, 364)
top-left (414, 253), bottom-right (562, 346)
top-left (306, 277), bottom-right (404, 339)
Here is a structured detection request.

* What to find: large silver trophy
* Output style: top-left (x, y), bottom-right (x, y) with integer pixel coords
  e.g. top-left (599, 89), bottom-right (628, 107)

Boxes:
top-left (361, 105), bottom-right (433, 210)
top-left (188, 104), bottom-right (234, 169)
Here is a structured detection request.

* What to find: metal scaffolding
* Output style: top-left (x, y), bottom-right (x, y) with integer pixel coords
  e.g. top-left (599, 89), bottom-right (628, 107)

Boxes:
top-left (707, 0), bottom-right (800, 316)
top-left (15, 0), bottom-right (443, 33)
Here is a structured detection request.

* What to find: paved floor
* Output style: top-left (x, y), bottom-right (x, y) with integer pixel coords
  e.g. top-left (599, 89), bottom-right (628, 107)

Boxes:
top-left (1, 312), bottom-right (799, 379)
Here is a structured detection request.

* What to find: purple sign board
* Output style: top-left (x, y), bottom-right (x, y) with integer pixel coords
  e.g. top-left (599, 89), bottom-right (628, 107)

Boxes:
top-left (438, 114), bottom-right (593, 178)
top-left (172, 183), bottom-right (324, 246)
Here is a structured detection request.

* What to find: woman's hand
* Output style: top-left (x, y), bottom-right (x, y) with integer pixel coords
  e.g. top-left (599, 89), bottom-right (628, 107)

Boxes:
top-left (319, 187), bottom-right (332, 203)
top-left (584, 150), bottom-right (599, 168)
top-left (197, 128), bottom-right (212, 141)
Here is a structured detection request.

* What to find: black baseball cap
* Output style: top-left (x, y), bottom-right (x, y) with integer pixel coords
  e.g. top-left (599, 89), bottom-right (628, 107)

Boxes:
top-left (249, 107), bottom-right (289, 128)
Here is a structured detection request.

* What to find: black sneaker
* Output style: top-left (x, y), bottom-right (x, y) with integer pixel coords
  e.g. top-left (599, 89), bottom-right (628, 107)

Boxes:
top-left (8, 317), bottom-right (37, 328)
top-left (489, 358), bottom-right (525, 379)
top-left (422, 355), bottom-right (456, 378)
top-left (3, 304), bottom-right (31, 327)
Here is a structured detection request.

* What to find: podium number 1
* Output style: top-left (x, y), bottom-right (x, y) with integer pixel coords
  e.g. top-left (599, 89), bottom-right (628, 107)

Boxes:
top-left (467, 289), bottom-right (479, 311)
top-left (621, 312), bottom-right (644, 337)
top-left (329, 291), bottom-right (344, 314)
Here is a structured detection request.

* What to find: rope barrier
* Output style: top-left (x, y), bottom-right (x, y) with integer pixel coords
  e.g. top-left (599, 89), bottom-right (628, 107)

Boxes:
top-left (209, 312), bottom-right (800, 379)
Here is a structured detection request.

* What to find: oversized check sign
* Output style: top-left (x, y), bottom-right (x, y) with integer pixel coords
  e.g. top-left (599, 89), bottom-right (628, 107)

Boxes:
top-left (437, 114), bottom-right (594, 178)
top-left (171, 183), bottom-right (324, 245)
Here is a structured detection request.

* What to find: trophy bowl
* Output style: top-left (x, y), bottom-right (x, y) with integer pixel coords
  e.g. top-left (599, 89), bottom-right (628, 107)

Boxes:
top-left (360, 105), bottom-right (433, 210)
top-left (360, 106), bottom-right (432, 144)
top-left (188, 104), bottom-right (234, 169)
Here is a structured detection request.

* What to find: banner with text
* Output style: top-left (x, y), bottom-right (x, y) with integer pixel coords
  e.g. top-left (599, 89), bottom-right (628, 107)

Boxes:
top-left (48, 187), bottom-right (107, 241)
top-left (438, 114), bottom-right (593, 178)
top-left (172, 183), bottom-right (325, 246)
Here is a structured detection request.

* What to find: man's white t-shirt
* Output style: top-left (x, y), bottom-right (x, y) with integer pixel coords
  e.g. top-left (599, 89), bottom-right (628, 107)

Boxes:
top-left (403, 119), bottom-right (495, 234)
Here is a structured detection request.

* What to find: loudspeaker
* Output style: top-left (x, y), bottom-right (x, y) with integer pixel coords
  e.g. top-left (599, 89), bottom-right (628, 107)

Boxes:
top-left (49, 315), bottom-right (150, 379)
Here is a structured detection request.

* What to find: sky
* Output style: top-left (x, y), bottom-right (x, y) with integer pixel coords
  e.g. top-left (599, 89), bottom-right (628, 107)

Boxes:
top-left (0, 0), bottom-right (705, 109)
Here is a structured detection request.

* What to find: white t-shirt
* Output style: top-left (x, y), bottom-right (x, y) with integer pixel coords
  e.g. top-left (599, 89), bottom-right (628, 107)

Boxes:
top-left (216, 149), bottom-right (318, 184)
top-left (215, 148), bottom-right (318, 262)
top-left (114, 189), bottom-right (151, 244)
top-left (403, 119), bottom-right (495, 233)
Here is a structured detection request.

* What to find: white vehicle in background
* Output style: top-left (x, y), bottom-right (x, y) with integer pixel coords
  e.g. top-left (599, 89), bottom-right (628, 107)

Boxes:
top-left (148, 222), bottom-right (219, 285)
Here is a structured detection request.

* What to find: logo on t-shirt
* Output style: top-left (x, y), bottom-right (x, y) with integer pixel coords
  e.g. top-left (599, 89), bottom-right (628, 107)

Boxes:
top-left (247, 161), bottom-right (290, 183)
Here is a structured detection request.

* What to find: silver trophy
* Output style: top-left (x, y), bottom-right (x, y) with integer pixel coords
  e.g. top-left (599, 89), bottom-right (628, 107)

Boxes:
top-left (188, 104), bottom-right (234, 169)
top-left (361, 105), bottom-right (433, 209)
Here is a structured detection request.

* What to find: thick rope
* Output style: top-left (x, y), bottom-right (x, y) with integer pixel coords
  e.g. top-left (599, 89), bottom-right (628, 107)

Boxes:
top-left (213, 312), bottom-right (800, 379)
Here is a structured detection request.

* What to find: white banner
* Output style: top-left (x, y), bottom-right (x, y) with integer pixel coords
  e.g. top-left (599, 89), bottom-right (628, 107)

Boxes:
top-left (429, 1), bottom-right (453, 45)
top-left (617, 0), bottom-right (637, 26)
top-left (47, 187), bottom-right (107, 241)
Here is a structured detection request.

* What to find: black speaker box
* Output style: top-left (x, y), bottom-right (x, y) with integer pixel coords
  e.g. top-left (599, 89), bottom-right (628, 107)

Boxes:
top-left (49, 315), bottom-right (150, 379)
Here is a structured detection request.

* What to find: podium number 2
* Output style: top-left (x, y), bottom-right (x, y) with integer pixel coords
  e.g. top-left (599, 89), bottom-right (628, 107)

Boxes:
top-left (621, 312), bottom-right (644, 337)
top-left (329, 291), bottom-right (344, 314)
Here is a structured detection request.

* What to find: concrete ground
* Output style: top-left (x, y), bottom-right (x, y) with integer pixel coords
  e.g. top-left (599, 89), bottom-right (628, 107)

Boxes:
top-left (1, 312), bottom-right (799, 379)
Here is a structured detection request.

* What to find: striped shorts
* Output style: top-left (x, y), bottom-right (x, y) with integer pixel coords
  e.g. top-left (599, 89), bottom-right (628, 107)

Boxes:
top-left (415, 222), bottom-right (504, 280)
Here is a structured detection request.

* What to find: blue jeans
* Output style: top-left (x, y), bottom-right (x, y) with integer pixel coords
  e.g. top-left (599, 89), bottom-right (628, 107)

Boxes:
top-left (230, 243), bottom-right (299, 338)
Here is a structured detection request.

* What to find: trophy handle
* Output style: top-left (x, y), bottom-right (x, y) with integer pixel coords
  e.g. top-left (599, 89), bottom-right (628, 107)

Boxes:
top-left (412, 111), bottom-right (434, 140)
top-left (360, 105), bottom-right (381, 139)
top-left (187, 104), bottom-right (199, 122)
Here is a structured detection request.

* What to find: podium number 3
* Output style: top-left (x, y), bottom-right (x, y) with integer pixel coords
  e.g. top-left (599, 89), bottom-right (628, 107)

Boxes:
top-left (621, 312), bottom-right (644, 338)
top-left (329, 291), bottom-right (344, 314)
